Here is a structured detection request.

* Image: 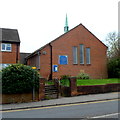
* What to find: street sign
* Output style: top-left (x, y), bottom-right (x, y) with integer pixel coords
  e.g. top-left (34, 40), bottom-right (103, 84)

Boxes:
top-left (53, 65), bottom-right (58, 72)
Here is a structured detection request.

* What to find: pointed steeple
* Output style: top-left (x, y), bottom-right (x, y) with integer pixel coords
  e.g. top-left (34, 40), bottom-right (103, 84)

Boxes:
top-left (64, 14), bottom-right (69, 33)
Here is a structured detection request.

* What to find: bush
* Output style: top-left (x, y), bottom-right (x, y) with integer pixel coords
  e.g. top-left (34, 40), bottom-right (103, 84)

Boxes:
top-left (60, 75), bottom-right (70, 86)
top-left (2, 64), bottom-right (40, 94)
top-left (76, 72), bottom-right (90, 79)
top-left (60, 79), bottom-right (70, 86)
top-left (60, 75), bottom-right (70, 79)
top-left (108, 58), bottom-right (120, 78)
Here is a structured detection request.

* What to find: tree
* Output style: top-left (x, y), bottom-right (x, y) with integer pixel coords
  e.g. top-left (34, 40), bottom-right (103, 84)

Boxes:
top-left (106, 32), bottom-right (120, 78)
top-left (107, 58), bottom-right (120, 78)
top-left (106, 32), bottom-right (120, 59)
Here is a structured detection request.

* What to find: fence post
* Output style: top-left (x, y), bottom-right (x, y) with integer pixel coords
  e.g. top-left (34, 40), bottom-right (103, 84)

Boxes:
top-left (39, 77), bottom-right (45, 100)
top-left (69, 77), bottom-right (78, 96)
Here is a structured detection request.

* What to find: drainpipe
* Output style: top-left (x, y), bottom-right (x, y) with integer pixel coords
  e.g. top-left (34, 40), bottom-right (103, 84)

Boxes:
top-left (37, 51), bottom-right (41, 70)
top-left (16, 43), bottom-right (19, 63)
top-left (49, 43), bottom-right (52, 80)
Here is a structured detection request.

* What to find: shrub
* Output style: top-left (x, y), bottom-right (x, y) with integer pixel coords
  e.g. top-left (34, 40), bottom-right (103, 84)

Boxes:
top-left (60, 79), bottom-right (70, 86)
top-left (60, 75), bottom-right (70, 79)
top-left (76, 72), bottom-right (90, 79)
top-left (2, 64), bottom-right (40, 94)
top-left (60, 75), bottom-right (70, 86)
top-left (108, 58), bottom-right (120, 78)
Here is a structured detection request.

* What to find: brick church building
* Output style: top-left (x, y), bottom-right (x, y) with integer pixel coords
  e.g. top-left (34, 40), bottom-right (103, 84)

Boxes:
top-left (26, 15), bottom-right (108, 79)
top-left (0, 16), bottom-right (108, 79)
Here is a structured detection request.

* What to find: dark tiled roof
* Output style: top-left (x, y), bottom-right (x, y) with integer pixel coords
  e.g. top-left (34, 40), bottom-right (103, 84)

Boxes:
top-left (0, 28), bottom-right (20, 43)
top-left (20, 53), bottom-right (31, 64)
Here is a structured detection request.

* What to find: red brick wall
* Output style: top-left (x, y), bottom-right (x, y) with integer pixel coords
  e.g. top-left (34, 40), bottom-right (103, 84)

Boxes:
top-left (40, 45), bottom-right (51, 79)
top-left (27, 24), bottom-right (108, 79)
top-left (0, 43), bottom-right (20, 64)
top-left (50, 25), bottom-right (107, 79)
top-left (27, 45), bottom-right (51, 79)
top-left (2, 93), bottom-right (39, 104)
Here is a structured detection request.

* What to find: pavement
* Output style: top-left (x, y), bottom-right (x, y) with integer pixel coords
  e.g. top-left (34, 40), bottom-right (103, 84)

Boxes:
top-left (1, 92), bottom-right (119, 111)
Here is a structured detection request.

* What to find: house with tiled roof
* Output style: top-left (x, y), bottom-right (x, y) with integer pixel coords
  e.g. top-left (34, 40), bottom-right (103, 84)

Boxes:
top-left (0, 28), bottom-right (20, 69)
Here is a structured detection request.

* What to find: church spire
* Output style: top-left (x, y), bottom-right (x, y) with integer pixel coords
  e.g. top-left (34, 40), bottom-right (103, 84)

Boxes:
top-left (64, 14), bottom-right (69, 33)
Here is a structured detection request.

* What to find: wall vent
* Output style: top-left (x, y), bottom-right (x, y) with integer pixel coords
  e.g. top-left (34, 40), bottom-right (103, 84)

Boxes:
top-left (42, 51), bottom-right (47, 55)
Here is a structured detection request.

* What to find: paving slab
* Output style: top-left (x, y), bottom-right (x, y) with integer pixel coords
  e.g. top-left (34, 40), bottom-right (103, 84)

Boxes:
top-left (1, 92), bottom-right (119, 111)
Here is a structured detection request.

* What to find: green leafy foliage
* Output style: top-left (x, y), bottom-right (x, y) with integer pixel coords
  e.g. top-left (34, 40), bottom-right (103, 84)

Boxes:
top-left (60, 75), bottom-right (70, 86)
top-left (60, 79), bottom-right (70, 86)
top-left (45, 80), bottom-right (54, 85)
top-left (108, 58), bottom-right (120, 78)
top-left (60, 75), bottom-right (70, 79)
top-left (2, 64), bottom-right (40, 94)
top-left (76, 73), bottom-right (90, 79)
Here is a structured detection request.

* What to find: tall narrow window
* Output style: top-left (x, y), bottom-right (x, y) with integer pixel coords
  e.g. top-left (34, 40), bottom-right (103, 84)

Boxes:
top-left (80, 44), bottom-right (84, 64)
top-left (36, 54), bottom-right (40, 70)
top-left (73, 46), bottom-right (78, 64)
top-left (86, 48), bottom-right (91, 64)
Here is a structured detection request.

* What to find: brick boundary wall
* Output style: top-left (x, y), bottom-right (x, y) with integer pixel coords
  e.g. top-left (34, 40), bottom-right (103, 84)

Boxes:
top-left (2, 78), bottom-right (120, 104)
top-left (60, 78), bottom-right (120, 97)
top-left (1, 78), bottom-right (45, 104)
top-left (39, 77), bottom-right (45, 100)
top-left (1, 93), bottom-right (39, 104)
top-left (77, 83), bottom-right (120, 95)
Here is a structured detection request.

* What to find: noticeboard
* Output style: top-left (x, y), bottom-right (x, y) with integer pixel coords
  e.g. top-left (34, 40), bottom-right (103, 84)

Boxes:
top-left (59, 55), bottom-right (68, 65)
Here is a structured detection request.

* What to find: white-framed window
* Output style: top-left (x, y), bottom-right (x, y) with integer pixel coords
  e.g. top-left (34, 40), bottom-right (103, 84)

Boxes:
top-left (86, 48), bottom-right (91, 64)
top-left (1, 43), bottom-right (12, 52)
top-left (73, 46), bottom-right (78, 64)
top-left (80, 44), bottom-right (84, 64)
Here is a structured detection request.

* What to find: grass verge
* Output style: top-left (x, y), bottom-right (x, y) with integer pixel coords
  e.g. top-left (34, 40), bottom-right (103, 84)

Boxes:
top-left (60, 78), bottom-right (120, 87)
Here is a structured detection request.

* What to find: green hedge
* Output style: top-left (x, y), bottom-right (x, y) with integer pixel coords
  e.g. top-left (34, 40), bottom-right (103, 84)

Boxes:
top-left (1, 64), bottom-right (40, 94)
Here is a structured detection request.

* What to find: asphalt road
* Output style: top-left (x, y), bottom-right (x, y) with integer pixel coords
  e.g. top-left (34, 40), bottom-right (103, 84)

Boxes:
top-left (2, 99), bottom-right (119, 119)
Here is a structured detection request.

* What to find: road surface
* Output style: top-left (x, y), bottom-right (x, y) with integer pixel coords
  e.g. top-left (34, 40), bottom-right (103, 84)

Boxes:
top-left (2, 99), bottom-right (119, 119)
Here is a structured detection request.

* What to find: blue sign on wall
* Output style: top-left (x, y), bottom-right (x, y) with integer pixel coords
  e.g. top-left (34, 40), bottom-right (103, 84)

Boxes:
top-left (59, 55), bottom-right (68, 65)
top-left (53, 65), bottom-right (58, 72)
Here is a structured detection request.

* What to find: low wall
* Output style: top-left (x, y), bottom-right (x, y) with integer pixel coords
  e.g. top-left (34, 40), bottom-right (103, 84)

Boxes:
top-left (60, 83), bottom-right (120, 97)
top-left (77, 83), bottom-right (120, 95)
top-left (1, 92), bottom-right (39, 104)
top-left (60, 86), bottom-right (70, 97)
top-left (1, 78), bottom-right (45, 104)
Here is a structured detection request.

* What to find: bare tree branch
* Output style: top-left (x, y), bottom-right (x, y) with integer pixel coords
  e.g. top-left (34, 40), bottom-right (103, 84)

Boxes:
top-left (106, 32), bottom-right (120, 59)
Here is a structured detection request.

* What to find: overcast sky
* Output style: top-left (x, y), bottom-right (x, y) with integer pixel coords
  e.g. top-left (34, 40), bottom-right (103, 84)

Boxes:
top-left (0, 0), bottom-right (119, 53)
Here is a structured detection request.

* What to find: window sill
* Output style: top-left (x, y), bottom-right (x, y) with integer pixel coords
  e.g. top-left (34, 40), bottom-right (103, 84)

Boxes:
top-left (86, 64), bottom-right (91, 66)
top-left (73, 63), bottom-right (78, 65)
top-left (1, 50), bottom-right (12, 52)
top-left (80, 64), bottom-right (85, 65)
